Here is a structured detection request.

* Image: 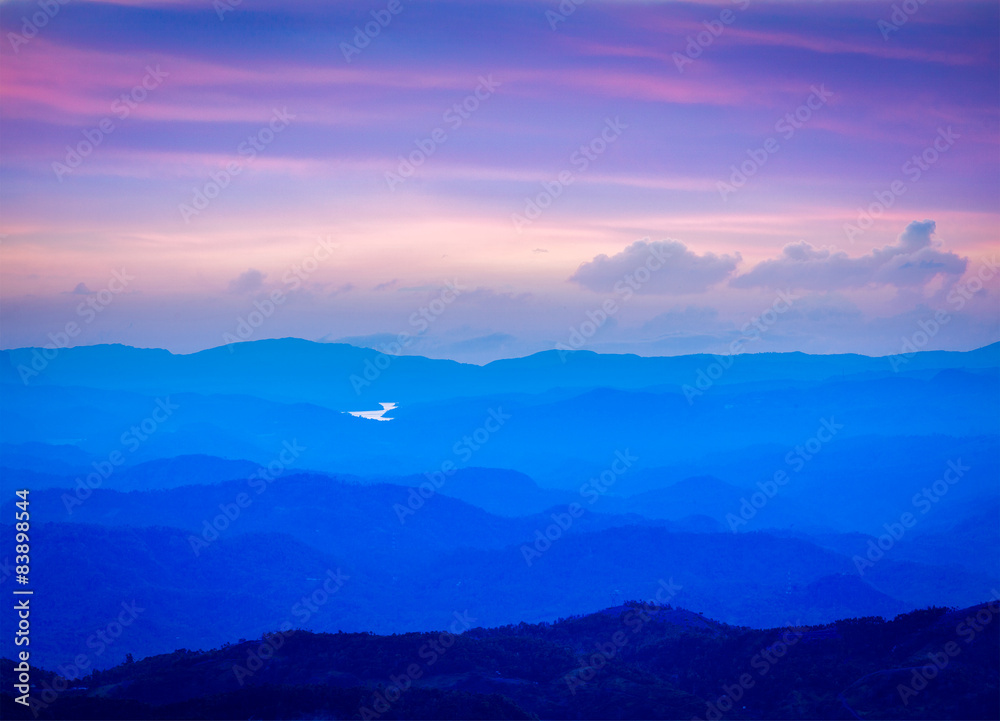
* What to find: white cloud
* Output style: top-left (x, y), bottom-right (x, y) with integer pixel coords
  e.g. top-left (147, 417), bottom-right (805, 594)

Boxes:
top-left (570, 239), bottom-right (741, 295)
top-left (228, 268), bottom-right (266, 294)
top-left (731, 221), bottom-right (966, 290)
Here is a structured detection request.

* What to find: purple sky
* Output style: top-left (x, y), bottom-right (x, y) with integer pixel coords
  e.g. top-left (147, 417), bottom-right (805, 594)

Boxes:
top-left (1, 0), bottom-right (997, 362)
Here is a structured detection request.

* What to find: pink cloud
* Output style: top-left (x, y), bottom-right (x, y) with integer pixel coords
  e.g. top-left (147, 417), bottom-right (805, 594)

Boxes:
top-left (0, 39), bottom-right (493, 126)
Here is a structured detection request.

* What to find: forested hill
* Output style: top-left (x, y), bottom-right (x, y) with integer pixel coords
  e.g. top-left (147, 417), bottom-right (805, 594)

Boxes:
top-left (3, 601), bottom-right (997, 720)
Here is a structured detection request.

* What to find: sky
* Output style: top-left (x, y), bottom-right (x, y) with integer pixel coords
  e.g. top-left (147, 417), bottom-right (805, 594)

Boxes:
top-left (1, 0), bottom-right (998, 363)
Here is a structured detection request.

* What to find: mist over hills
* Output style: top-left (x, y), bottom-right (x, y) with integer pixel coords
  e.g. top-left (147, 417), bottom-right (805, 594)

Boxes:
top-left (6, 473), bottom-right (994, 671)
top-left (6, 0), bottom-right (1000, 717)
top-left (1, 340), bottom-right (997, 718)
top-left (2, 340), bottom-right (998, 486)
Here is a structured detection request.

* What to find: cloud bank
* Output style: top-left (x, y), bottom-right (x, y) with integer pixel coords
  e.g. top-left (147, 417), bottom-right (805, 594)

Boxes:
top-left (570, 239), bottom-right (741, 295)
top-left (732, 221), bottom-right (966, 290)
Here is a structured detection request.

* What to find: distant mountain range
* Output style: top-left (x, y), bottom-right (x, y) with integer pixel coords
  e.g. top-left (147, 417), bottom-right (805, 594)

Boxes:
top-left (3, 339), bottom-right (998, 409)
top-left (2, 341), bottom-right (998, 485)
top-left (0, 339), bottom-right (997, 718)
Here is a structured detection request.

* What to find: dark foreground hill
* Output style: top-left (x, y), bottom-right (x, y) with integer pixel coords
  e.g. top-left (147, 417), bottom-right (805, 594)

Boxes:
top-left (2, 601), bottom-right (997, 720)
